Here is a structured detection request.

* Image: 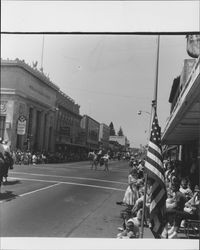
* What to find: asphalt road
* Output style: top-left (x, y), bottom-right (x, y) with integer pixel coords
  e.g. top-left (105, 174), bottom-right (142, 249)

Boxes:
top-left (0, 160), bottom-right (130, 238)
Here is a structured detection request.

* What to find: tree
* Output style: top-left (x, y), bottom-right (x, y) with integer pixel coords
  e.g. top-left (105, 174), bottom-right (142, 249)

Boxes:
top-left (118, 126), bottom-right (124, 136)
top-left (109, 122), bottom-right (116, 136)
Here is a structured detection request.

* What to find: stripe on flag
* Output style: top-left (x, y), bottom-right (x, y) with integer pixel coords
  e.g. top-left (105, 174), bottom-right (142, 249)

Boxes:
top-left (145, 109), bottom-right (167, 238)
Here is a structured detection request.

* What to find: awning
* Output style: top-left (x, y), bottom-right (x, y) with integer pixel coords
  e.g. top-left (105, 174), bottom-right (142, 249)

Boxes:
top-left (162, 56), bottom-right (200, 145)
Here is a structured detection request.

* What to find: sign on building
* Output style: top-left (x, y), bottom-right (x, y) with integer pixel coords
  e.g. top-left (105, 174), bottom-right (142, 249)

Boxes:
top-left (17, 115), bottom-right (26, 135)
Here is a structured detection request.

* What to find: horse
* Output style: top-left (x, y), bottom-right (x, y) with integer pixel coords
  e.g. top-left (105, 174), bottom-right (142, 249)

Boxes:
top-left (92, 154), bottom-right (109, 171)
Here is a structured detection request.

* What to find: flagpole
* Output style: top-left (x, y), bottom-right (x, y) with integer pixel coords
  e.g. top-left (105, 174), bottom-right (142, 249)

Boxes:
top-left (41, 35), bottom-right (45, 72)
top-left (140, 35), bottom-right (160, 238)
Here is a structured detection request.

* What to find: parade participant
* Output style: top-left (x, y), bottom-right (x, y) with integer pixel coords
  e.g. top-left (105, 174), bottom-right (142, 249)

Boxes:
top-left (90, 151), bottom-right (97, 170)
top-left (103, 153), bottom-right (109, 171)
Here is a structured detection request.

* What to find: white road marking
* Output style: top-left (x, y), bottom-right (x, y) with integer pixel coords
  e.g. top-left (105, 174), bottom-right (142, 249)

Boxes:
top-left (19, 183), bottom-right (61, 197)
top-left (0, 182), bottom-right (61, 203)
top-left (11, 172), bottom-right (127, 185)
top-left (8, 177), bottom-right (125, 192)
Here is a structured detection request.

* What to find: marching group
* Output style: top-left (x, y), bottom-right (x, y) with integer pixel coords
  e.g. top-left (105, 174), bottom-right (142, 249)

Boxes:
top-left (88, 149), bottom-right (110, 171)
top-left (115, 157), bottom-right (199, 239)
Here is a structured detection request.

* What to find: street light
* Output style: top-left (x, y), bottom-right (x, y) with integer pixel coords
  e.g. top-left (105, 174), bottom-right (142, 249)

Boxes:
top-left (46, 107), bottom-right (59, 112)
top-left (137, 110), bottom-right (151, 116)
top-left (137, 110), bottom-right (152, 144)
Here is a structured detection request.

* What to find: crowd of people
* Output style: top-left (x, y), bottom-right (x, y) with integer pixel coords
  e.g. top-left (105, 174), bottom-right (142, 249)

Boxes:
top-left (12, 150), bottom-right (88, 165)
top-left (116, 157), bottom-right (199, 239)
top-left (1, 138), bottom-right (199, 239)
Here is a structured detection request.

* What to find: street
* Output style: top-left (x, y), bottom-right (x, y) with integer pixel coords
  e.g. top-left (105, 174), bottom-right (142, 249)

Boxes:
top-left (0, 160), bottom-right (129, 238)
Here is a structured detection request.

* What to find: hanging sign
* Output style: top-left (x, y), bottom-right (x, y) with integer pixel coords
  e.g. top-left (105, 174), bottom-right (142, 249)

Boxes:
top-left (17, 115), bottom-right (27, 135)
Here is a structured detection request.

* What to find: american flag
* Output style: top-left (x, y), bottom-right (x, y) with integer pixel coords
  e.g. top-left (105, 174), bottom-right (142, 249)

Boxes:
top-left (145, 109), bottom-right (167, 238)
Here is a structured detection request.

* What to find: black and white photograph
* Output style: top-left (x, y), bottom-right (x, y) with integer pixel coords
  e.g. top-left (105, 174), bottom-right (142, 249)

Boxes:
top-left (0, 1), bottom-right (199, 250)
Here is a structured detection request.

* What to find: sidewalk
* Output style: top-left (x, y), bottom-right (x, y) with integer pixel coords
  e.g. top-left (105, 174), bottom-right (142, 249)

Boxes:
top-left (143, 227), bottom-right (155, 238)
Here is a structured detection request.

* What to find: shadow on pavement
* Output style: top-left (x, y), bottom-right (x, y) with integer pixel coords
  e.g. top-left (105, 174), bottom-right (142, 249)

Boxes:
top-left (3, 180), bottom-right (21, 186)
top-left (0, 191), bottom-right (18, 201)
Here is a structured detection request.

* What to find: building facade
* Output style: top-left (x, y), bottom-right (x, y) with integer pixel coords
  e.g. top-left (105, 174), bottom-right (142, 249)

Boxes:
top-left (0, 59), bottom-right (81, 153)
top-left (80, 115), bottom-right (100, 151)
top-left (109, 135), bottom-right (130, 152)
top-left (99, 123), bottom-right (110, 150)
top-left (162, 36), bottom-right (200, 189)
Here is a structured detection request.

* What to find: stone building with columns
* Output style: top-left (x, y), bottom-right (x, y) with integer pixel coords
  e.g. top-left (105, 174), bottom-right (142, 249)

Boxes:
top-left (0, 59), bottom-right (82, 153)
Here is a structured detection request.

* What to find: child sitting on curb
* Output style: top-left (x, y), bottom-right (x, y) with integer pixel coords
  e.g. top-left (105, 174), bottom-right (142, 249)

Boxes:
top-left (117, 209), bottom-right (142, 239)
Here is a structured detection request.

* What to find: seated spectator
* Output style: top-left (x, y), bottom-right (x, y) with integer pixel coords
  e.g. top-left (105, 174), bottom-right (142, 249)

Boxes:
top-left (179, 178), bottom-right (193, 200)
top-left (117, 209), bottom-right (142, 238)
top-left (162, 181), bottom-right (187, 239)
top-left (132, 186), bottom-right (150, 224)
top-left (183, 185), bottom-right (200, 220)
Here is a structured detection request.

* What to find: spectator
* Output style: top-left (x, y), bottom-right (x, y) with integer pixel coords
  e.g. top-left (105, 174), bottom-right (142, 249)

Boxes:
top-left (117, 210), bottom-right (142, 239)
top-left (183, 185), bottom-right (200, 220)
top-left (162, 181), bottom-right (187, 239)
top-left (32, 153), bottom-right (37, 165)
top-left (179, 178), bottom-right (193, 201)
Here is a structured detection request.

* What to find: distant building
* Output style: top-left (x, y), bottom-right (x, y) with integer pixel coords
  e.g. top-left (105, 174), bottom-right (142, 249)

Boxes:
top-left (109, 135), bottom-right (130, 151)
top-left (80, 115), bottom-right (100, 151)
top-left (54, 90), bottom-right (85, 154)
top-left (99, 123), bottom-right (110, 150)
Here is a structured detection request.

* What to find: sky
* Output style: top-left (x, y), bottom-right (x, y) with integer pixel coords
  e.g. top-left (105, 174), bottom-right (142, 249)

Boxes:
top-left (1, 1), bottom-right (199, 148)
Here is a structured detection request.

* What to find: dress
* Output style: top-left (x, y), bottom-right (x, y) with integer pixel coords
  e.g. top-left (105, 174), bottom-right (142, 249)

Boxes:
top-left (123, 185), bottom-right (138, 206)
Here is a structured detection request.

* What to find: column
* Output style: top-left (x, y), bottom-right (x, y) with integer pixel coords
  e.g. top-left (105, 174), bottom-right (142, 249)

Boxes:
top-left (38, 111), bottom-right (45, 151)
top-left (31, 108), bottom-right (37, 152)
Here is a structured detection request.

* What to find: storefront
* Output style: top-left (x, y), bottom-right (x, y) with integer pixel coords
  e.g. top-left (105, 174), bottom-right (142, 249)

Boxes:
top-left (162, 55), bottom-right (200, 189)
